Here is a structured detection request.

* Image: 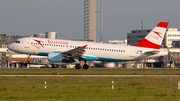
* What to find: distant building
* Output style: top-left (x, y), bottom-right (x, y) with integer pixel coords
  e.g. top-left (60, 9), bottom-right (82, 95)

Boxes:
top-left (0, 34), bottom-right (30, 48)
top-left (165, 28), bottom-right (180, 48)
top-left (127, 29), bottom-right (152, 45)
top-left (33, 34), bottom-right (45, 38)
top-left (46, 32), bottom-right (57, 39)
top-left (72, 39), bottom-right (94, 42)
top-left (84, 0), bottom-right (96, 42)
top-left (0, 34), bottom-right (6, 39)
top-left (109, 39), bottom-right (127, 45)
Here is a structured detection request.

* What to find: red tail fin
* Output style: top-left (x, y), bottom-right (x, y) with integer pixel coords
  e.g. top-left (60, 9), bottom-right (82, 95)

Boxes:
top-left (133, 22), bottom-right (168, 49)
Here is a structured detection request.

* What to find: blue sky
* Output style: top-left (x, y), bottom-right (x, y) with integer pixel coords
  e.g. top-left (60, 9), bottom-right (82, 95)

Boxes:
top-left (0, 0), bottom-right (180, 42)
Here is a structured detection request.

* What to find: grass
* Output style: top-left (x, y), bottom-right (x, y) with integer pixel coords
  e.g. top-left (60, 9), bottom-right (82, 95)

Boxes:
top-left (0, 68), bottom-right (180, 75)
top-left (1, 69), bottom-right (180, 100)
top-left (0, 76), bottom-right (180, 101)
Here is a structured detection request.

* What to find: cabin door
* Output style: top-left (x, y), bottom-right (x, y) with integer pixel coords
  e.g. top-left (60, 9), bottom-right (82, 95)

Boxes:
top-left (130, 47), bottom-right (136, 57)
top-left (24, 39), bottom-right (30, 48)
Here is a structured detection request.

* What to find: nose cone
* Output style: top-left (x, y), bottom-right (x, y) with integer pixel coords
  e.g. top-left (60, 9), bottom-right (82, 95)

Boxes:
top-left (8, 43), bottom-right (13, 51)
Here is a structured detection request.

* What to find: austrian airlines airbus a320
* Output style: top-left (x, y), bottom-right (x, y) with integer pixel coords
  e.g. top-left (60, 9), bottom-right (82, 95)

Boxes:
top-left (8, 22), bottom-right (168, 69)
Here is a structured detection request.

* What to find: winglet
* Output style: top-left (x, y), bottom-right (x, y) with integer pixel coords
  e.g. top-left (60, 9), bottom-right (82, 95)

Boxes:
top-left (83, 45), bottom-right (88, 49)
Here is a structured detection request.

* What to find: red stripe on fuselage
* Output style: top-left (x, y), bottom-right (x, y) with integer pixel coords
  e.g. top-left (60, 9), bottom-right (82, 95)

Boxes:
top-left (133, 38), bottom-right (161, 49)
top-left (156, 22), bottom-right (168, 28)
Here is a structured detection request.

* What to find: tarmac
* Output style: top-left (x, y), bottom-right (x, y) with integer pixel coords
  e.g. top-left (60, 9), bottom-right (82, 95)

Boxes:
top-left (0, 75), bottom-right (180, 77)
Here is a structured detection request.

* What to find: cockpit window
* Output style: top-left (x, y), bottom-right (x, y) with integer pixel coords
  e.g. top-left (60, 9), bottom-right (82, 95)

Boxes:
top-left (15, 40), bottom-right (20, 43)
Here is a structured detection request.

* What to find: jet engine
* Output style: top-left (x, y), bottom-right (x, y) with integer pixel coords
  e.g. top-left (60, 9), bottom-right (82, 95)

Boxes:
top-left (48, 52), bottom-right (74, 63)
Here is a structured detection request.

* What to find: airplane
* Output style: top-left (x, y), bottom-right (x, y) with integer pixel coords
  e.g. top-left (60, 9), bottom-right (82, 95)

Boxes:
top-left (8, 22), bottom-right (169, 69)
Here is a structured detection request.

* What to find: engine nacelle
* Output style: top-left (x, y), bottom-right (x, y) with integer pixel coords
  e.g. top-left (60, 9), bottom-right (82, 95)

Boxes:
top-left (48, 52), bottom-right (73, 63)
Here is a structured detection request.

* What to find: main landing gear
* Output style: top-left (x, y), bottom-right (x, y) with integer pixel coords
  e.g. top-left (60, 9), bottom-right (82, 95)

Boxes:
top-left (75, 61), bottom-right (89, 70)
top-left (75, 64), bottom-right (81, 69)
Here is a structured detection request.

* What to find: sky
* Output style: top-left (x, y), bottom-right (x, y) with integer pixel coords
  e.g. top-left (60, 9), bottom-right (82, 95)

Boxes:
top-left (0, 0), bottom-right (180, 43)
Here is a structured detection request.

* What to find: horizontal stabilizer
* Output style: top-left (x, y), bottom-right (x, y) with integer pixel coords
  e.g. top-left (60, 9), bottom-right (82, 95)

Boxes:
top-left (145, 50), bottom-right (160, 55)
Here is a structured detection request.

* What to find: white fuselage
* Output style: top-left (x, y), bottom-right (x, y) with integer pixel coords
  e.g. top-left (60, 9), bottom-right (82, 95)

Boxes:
top-left (8, 37), bottom-right (168, 62)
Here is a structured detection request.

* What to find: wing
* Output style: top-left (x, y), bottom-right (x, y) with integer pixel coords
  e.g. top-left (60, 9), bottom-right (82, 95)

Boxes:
top-left (52, 45), bottom-right (87, 58)
top-left (62, 46), bottom-right (85, 58)
top-left (48, 45), bottom-right (87, 63)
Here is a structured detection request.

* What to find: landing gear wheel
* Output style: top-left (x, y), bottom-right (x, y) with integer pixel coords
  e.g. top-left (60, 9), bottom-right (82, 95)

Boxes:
top-left (75, 64), bottom-right (81, 69)
top-left (83, 64), bottom-right (89, 69)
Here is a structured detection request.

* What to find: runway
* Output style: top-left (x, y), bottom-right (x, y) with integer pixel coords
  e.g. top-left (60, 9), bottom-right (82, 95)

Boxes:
top-left (0, 75), bottom-right (180, 77)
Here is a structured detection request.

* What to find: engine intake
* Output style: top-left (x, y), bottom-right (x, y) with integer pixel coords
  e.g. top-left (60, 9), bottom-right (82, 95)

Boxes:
top-left (48, 52), bottom-right (73, 63)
